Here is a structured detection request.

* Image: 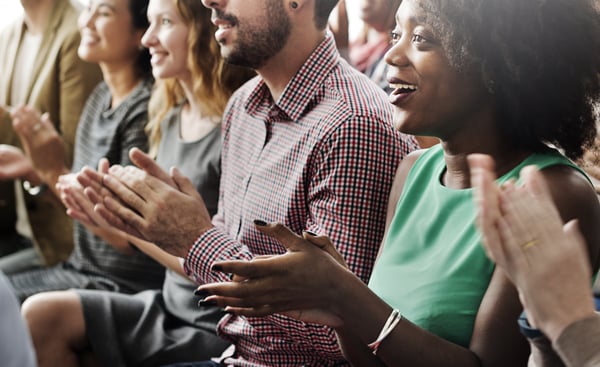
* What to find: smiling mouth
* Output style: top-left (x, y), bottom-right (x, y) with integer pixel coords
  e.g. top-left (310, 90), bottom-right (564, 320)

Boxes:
top-left (389, 83), bottom-right (418, 93)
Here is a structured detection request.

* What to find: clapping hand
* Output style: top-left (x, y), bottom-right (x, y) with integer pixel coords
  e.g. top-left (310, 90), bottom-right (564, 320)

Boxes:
top-left (197, 222), bottom-right (349, 327)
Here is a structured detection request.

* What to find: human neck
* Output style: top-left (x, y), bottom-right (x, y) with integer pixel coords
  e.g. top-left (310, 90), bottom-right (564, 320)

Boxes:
top-left (257, 29), bottom-right (326, 102)
top-left (442, 142), bottom-right (529, 190)
top-left (100, 63), bottom-right (143, 109)
top-left (438, 105), bottom-right (531, 189)
top-left (21, 0), bottom-right (54, 35)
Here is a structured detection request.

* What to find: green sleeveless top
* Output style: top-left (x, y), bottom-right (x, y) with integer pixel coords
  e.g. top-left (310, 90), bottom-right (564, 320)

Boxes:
top-left (368, 144), bottom-right (586, 347)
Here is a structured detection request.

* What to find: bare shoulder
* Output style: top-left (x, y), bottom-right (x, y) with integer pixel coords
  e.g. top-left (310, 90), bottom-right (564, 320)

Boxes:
top-left (385, 149), bottom-right (428, 229)
top-left (540, 165), bottom-right (600, 270)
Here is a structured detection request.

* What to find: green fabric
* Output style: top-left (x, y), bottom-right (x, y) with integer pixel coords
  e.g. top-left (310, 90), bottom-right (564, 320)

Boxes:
top-left (368, 144), bottom-right (584, 347)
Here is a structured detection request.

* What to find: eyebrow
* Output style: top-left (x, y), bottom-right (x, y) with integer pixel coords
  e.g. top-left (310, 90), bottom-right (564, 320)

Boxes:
top-left (94, 1), bottom-right (117, 10)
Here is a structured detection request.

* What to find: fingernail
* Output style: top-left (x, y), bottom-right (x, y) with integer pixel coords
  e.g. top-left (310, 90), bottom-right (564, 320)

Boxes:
top-left (198, 299), bottom-right (217, 307)
top-left (211, 264), bottom-right (223, 272)
top-left (194, 288), bottom-right (209, 297)
top-left (304, 230), bottom-right (319, 237)
top-left (253, 219), bottom-right (267, 227)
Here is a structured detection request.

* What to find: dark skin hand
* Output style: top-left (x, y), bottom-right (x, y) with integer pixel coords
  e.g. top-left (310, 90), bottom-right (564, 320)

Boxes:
top-left (201, 222), bottom-right (348, 327)
top-left (196, 150), bottom-right (600, 367)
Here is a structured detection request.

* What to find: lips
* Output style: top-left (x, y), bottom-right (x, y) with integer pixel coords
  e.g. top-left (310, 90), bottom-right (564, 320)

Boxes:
top-left (150, 51), bottom-right (166, 66)
top-left (388, 79), bottom-right (418, 106)
top-left (212, 18), bottom-right (234, 43)
top-left (80, 33), bottom-right (100, 46)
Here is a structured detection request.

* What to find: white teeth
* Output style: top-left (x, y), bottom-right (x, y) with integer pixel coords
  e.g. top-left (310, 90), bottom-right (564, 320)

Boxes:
top-left (218, 24), bottom-right (232, 29)
top-left (389, 83), bottom-right (417, 91)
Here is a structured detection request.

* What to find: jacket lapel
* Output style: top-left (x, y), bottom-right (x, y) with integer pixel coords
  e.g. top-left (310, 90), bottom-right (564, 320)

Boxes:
top-left (26, 0), bottom-right (69, 102)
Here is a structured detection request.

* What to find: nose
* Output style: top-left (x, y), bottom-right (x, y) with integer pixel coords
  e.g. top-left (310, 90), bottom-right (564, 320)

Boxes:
top-left (78, 8), bottom-right (94, 30)
top-left (141, 23), bottom-right (156, 48)
top-left (201, 0), bottom-right (225, 9)
top-left (384, 36), bottom-right (411, 69)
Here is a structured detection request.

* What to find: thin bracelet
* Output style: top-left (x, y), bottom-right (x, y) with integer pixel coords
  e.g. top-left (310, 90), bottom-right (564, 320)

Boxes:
top-left (367, 309), bottom-right (402, 355)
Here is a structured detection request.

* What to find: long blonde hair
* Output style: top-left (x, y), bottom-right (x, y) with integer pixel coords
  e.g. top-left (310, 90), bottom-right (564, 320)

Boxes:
top-left (146, 0), bottom-right (254, 156)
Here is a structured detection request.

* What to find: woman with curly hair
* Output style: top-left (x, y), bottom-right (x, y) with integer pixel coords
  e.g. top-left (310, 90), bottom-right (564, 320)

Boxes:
top-left (196, 0), bottom-right (600, 366)
top-left (19, 0), bottom-right (254, 366)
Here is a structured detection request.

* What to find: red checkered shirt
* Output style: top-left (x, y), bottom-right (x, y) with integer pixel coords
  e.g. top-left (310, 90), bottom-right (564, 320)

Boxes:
top-left (184, 34), bottom-right (418, 366)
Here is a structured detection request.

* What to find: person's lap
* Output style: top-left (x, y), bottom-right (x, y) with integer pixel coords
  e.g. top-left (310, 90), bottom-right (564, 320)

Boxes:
top-left (8, 262), bottom-right (121, 302)
top-left (78, 288), bottom-right (230, 367)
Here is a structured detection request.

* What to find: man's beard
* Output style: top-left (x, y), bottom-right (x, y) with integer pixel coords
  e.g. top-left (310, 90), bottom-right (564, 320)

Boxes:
top-left (215, 1), bottom-right (292, 69)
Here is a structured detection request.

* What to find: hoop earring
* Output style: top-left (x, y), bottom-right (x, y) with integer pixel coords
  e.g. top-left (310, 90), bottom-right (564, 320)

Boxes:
top-left (290, 1), bottom-right (298, 9)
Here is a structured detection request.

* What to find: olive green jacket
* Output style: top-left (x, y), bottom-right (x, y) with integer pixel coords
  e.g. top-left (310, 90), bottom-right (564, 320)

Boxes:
top-left (0, 0), bottom-right (102, 265)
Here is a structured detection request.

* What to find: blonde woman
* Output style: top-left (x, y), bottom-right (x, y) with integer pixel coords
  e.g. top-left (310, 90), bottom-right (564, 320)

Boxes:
top-left (21, 0), bottom-right (253, 366)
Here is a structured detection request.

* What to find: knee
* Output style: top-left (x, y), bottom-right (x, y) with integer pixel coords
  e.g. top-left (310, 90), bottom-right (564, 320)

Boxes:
top-left (22, 291), bottom-right (84, 343)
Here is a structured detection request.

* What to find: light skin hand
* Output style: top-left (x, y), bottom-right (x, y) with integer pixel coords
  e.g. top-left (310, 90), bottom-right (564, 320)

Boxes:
top-left (197, 222), bottom-right (350, 327)
top-left (11, 105), bottom-right (68, 184)
top-left (0, 144), bottom-right (38, 182)
top-left (93, 148), bottom-right (213, 258)
top-left (58, 160), bottom-right (112, 229)
top-left (469, 154), bottom-right (596, 342)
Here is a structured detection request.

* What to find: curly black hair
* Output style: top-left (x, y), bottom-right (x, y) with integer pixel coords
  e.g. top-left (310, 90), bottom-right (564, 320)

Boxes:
top-left (417, 0), bottom-right (599, 160)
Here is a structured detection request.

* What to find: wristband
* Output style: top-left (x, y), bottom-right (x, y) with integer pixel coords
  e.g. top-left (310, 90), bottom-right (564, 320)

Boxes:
top-left (22, 180), bottom-right (47, 196)
top-left (518, 311), bottom-right (544, 339)
top-left (367, 309), bottom-right (402, 355)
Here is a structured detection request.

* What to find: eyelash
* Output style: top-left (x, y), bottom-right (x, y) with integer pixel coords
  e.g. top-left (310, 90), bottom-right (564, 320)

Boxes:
top-left (389, 32), bottom-right (429, 45)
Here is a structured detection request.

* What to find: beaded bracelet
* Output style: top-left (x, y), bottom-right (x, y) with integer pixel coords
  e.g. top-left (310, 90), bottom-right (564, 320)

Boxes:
top-left (367, 309), bottom-right (402, 355)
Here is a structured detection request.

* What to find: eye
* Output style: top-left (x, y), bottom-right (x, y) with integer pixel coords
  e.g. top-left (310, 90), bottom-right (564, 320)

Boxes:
top-left (411, 34), bottom-right (427, 43)
top-left (161, 18), bottom-right (172, 26)
top-left (390, 31), bottom-right (401, 45)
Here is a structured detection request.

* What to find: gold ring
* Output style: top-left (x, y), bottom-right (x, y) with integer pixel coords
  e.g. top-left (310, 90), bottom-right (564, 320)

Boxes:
top-left (522, 239), bottom-right (538, 250)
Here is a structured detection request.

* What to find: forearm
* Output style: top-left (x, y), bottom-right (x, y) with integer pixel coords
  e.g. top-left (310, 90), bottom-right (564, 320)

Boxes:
top-left (83, 223), bottom-right (134, 255)
top-left (184, 226), bottom-right (254, 284)
top-left (332, 270), bottom-right (480, 367)
top-left (129, 237), bottom-right (186, 277)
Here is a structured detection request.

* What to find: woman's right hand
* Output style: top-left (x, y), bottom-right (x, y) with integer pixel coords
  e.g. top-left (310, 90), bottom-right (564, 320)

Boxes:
top-left (197, 222), bottom-right (351, 327)
top-left (0, 144), bottom-right (37, 182)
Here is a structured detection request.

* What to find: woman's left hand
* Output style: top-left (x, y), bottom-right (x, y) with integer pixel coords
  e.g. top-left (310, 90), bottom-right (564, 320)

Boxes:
top-left (11, 105), bottom-right (66, 181)
top-left (0, 144), bottom-right (36, 182)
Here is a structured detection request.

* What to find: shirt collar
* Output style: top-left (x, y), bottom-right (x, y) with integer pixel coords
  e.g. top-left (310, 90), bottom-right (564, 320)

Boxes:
top-left (244, 32), bottom-right (340, 122)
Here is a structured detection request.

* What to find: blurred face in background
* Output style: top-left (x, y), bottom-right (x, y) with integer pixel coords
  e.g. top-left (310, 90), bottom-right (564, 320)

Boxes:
top-left (142, 0), bottom-right (190, 82)
top-left (359, 0), bottom-right (400, 32)
top-left (78, 0), bottom-right (144, 66)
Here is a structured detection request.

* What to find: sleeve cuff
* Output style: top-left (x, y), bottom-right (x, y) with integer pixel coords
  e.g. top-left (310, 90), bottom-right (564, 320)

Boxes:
top-left (553, 313), bottom-right (600, 367)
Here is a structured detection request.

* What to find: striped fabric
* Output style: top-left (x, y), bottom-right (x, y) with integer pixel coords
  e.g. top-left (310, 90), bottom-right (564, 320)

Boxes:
top-left (68, 78), bottom-right (165, 293)
top-left (184, 34), bottom-right (418, 366)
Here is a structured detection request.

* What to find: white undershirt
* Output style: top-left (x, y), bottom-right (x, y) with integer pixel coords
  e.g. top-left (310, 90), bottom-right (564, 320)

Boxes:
top-left (12, 29), bottom-right (42, 239)
top-left (10, 29), bottom-right (42, 105)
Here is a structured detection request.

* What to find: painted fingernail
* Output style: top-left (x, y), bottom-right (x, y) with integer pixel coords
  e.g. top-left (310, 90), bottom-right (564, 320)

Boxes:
top-left (194, 288), bottom-right (209, 297)
top-left (211, 264), bottom-right (223, 272)
top-left (198, 299), bottom-right (217, 307)
top-left (304, 230), bottom-right (319, 237)
top-left (253, 219), bottom-right (267, 227)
